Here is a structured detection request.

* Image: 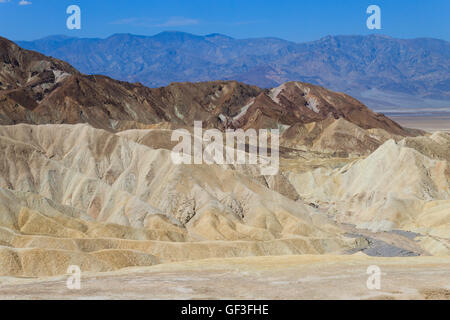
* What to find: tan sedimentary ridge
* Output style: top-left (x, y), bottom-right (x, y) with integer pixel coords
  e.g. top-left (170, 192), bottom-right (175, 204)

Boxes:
top-left (287, 134), bottom-right (450, 255)
top-left (0, 123), bottom-right (367, 277)
top-left (0, 122), bottom-right (447, 277)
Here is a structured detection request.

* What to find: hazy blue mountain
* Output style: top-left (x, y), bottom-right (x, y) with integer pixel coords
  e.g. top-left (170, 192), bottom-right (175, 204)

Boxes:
top-left (17, 32), bottom-right (450, 111)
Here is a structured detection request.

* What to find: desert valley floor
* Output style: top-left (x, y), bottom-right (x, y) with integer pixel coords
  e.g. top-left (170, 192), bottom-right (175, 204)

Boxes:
top-left (1, 255), bottom-right (449, 300)
top-left (391, 115), bottom-right (450, 133)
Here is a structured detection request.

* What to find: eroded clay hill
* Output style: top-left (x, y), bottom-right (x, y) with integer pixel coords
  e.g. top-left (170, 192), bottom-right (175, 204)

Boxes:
top-left (0, 123), bottom-right (367, 277)
top-left (0, 122), bottom-right (448, 277)
top-left (286, 133), bottom-right (450, 255)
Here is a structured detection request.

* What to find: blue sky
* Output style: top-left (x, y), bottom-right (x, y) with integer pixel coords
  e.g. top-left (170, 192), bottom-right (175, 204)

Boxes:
top-left (1, 0), bottom-right (449, 42)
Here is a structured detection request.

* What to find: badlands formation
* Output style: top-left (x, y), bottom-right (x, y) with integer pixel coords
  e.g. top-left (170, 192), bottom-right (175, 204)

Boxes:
top-left (0, 36), bottom-right (448, 298)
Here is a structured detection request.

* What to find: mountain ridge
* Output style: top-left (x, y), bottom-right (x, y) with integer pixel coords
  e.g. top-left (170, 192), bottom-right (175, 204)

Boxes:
top-left (16, 32), bottom-right (450, 111)
top-left (0, 36), bottom-right (412, 136)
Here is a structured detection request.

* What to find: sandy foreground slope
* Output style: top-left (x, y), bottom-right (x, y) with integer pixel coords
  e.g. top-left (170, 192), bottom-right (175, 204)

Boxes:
top-left (0, 255), bottom-right (449, 300)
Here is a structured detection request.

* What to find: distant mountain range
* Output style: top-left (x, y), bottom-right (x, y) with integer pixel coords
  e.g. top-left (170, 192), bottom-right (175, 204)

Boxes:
top-left (15, 32), bottom-right (450, 111)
